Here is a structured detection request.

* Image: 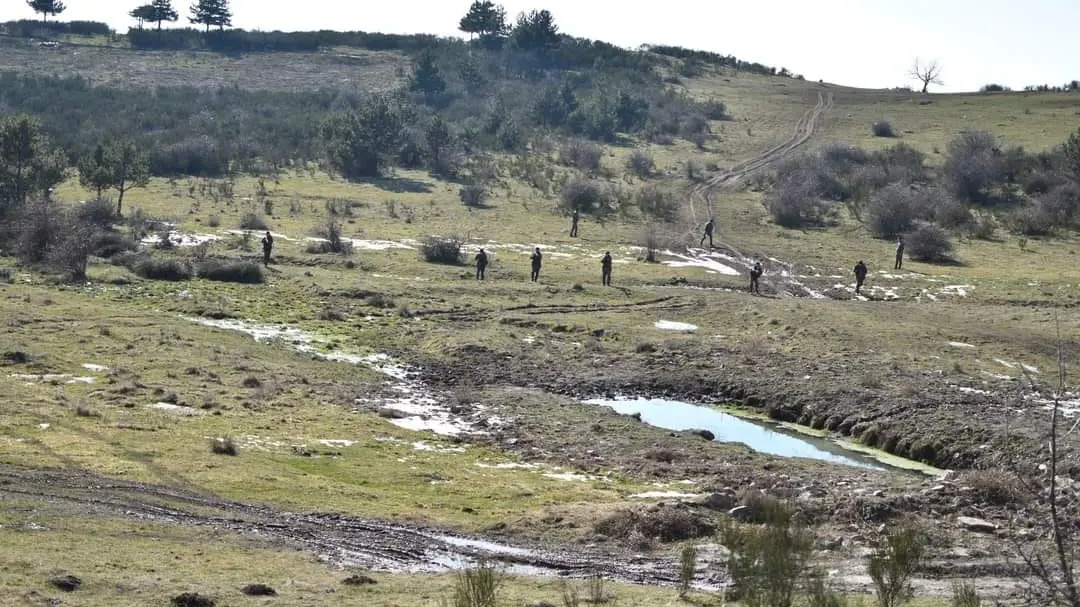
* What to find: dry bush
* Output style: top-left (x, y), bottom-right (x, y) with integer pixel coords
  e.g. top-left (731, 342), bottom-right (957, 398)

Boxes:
top-left (626, 149), bottom-right (656, 179)
top-left (873, 120), bottom-right (897, 137)
top-left (132, 257), bottom-right (192, 281)
top-left (239, 213), bottom-right (269, 230)
top-left (643, 447), bottom-right (682, 463)
top-left (196, 260), bottom-right (264, 283)
top-left (906, 221), bottom-right (954, 262)
top-left (210, 437), bottom-right (238, 456)
top-left (459, 183), bottom-right (489, 208)
top-left (559, 139), bottom-right (603, 172)
top-left (420, 236), bottom-right (464, 265)
top-left (959, 469), bottom-right (1026, 506)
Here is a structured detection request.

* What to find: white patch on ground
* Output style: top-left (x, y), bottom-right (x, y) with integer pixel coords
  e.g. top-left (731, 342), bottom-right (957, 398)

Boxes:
top-left (948, 342), bottom-right (976, 349)
top-left (38, 423), bottom-right (50, 429)
top-left (186, 316), bottom-right (478, 437)
top-left (522, 335), bottom-right (537, 344)
top-left (661, 250), bottom-right (740, 276)
top-left (655, 320), bottom-right (698, 332)
top-left (867, 286), bottom-right (899, 300)
top-left (150, 403), bottom-right (204, 415)
top-left (81, 363), bottom-right (108, 372)
top-left (224, 229), bottom-right (297, 241)
top-left (940, 285), bottom-right (974, 297)
top-left (475, 462), bottom-right (539, 470)
top-left (304, 236), bottom-right (415, 251)
top-left (982, 371), bottom-right (1014, 380)
top-left (412, 441), bottom-right (467, 453)
top-left (1021, 363), bottom-right (1040, 374)
top-left (629, 491), bottom-right (702, 499)
top-left (11, 373), bottom-right (94, 384)
top-left (319, 440), bottom-right (357, 448)
top-left (141, 231), bottom-right (222, 247)
top-left (957, 387), bottom-right (993, 396)
top-left (996, 359), bottom-right (1016, 369)
top-left (542, 471), bottom-right (602, 482)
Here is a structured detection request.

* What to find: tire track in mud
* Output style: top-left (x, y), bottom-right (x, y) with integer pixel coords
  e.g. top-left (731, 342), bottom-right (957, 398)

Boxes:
top-left (680, 92), bottom-right (834, 299)
top-left (0, 466), bottom-right (694, 586)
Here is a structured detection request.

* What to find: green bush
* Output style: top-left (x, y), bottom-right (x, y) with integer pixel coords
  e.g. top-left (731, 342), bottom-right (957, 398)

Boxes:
top-left (196, 260), bottom-right (264, 284)
top-left (866, 184), bottom-right (930, 238)
top-left (873, 121), bottom-right (896, 137)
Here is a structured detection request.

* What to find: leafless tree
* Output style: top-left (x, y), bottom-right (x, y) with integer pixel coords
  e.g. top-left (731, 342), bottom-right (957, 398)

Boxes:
top-left (1007, 316), bottom-right (1080, 607)
top-left (909, 58), bottom-right (944, 94)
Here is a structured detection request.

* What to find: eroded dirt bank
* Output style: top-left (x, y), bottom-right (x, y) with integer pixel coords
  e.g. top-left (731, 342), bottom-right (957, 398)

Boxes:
top-left (415, 340), bottom-right (1072, 476)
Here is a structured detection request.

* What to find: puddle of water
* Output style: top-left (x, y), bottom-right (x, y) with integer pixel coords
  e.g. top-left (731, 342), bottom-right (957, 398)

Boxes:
top-left (655, 320), bottom-right (697, 332)
top-left (584, 397), bottom-right (888, 472)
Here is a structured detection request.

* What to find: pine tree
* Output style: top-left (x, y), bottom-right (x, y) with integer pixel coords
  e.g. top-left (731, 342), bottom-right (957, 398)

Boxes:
top-left (151, 0), bottom-right (179, 30)
top-left (189, 0), bottom-right (231, 32)
top-left (26, 0), bottom-right (66, 24)
top-left (458, 1), bottom-right (507, 45)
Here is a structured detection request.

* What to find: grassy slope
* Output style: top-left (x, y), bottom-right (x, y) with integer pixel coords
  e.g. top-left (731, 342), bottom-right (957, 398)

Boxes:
top-left (3, 44), bottom-right (1080, 604)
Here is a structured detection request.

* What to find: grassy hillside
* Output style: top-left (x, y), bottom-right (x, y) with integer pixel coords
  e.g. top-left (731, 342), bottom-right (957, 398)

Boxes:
top-left (2, 20), bottom-right (1080, 606)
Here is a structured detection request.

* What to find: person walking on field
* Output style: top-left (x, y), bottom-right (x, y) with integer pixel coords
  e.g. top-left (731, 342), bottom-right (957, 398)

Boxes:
top-left (749, 261), bottom-right (763, 294)
top-left (570, 207), bottom-right (580, 237)
top-left (530, 247), bottom-right (542, 282)
top-left (895, 236), bottom-right (905, 270)
top-left (475, 248), bottom-right (489, 281)
top-left (601, 251), bottom-right (613, 286)
top-left (700, 218), bottom-right (715, 248)
top-left (853, 260), bottom-right (868, 295)
top-left (261, 231), bottom-right (273, 266)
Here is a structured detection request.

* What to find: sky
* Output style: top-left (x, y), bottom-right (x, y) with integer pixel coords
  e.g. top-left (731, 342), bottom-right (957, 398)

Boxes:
top-left (4, 0), bottom-right (1078, 93)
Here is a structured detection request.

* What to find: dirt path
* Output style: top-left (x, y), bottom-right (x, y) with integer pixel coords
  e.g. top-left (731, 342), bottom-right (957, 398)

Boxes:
top-left (677, 92), bottom-right (835, 298)
top-left (691, 91), bottom-right (833, 223)
top-left (0, 465), bottom-right (695, 586)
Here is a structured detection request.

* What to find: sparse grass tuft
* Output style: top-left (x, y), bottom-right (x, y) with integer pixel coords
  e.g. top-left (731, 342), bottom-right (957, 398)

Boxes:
top-left (451, 561), bottom-right (503, 607)
top-left (868, 524), bottom-right (926, 607)
top-left (678, 544), bottom-right (698, 599)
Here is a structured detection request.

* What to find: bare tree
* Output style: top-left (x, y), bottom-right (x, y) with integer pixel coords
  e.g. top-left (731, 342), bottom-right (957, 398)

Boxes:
top-left (1008, 316), bottom-right (1080, 607)
top-left (909, 58), bottom-right (944, 94)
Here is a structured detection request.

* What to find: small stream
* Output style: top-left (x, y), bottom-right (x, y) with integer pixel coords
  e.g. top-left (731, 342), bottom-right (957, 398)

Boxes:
top-left (585, 397), bottom-right (895, 472)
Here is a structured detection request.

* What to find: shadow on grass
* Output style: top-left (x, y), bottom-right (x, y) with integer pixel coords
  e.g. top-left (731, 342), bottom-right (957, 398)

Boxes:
top-left (361, 176), bottom-right (434, 194)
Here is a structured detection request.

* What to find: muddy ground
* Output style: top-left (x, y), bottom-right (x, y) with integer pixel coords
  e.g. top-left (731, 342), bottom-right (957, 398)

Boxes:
top-left (415, 333), bottom-right (1074, 476)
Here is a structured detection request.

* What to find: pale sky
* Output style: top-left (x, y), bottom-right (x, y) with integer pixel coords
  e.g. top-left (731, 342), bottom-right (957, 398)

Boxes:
top-left (4, 0), bottom-right (1077, 92)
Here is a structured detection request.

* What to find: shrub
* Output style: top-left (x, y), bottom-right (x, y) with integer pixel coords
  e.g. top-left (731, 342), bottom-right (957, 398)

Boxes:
top-left (874, 143), bottom-right (927, 184)
top-left (560, 176), bottom-right (612, 216)
top-left (685, 159), bottom-right (706, 182)
top-left (559, 139), bottom-right (603, 172)
top-left (866, 184), bottom-right (930, 238)
top-left (767, 176), bottom-right (829, 228)
top-left (873, 121), bottom-right (896, 137)
top-left (959, 469), bottom-right (1025, 506)
top-left (720, 500), bottom-right (813, 607)
top-left (451, 562), bottom-right (503, 607)
top-left (75, 198), bottom-right (117, 228)
top-left (421, 236), bottom-right (464, 265)
top-left (943, 130), bottom-right (1004, 203)
top-left (636, 185), bottom-right (679, 221)
top-left (678, 544), bottom-right (698, 599)
top-left (210, 437), bottom-right (238, 456)
top-left (928, 193), bottom-right (972, 231)
top-left (459, 183), bottom-right (489, 208)
top-left (1037, 182), bottom-right (1080, 225)
top-left (626, 149), bottom-right (655, 179)
top-left (239, 213), bottom-right (269, 230)
top-left (1006, 205), bottom-right (1056, 236)
top-left (196, 260), bottom-right (265, 283)
top-left (950, 581), bottom-right (981, 607)
top-left (702, 98), bottom-right (730, 120)
top-left (132, 257), bottom-right (192, 281)
top-left (92, 232), bottom-right (137, 259)
top-left (307, 217), bottom-right (352, 255)
top-left (207, 214), bottom-right (221, 227)
top-left (0, 268), bottom-right (12, 283)
top-left (868, 524), bottom-right (926, 607)
top-left (905, 222), bottom-right (954, 262)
